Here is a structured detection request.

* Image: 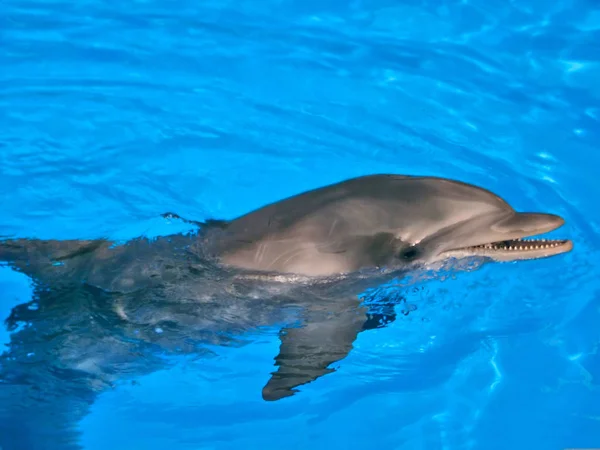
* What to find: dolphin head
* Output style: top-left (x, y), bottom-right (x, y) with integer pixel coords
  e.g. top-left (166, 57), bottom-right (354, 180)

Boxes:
top-left (399, 208), bottom-right (571, 266)
top-left (208, 175), bottom-right (572, 277)
top-left (363, 175), bottom-right (572, 268)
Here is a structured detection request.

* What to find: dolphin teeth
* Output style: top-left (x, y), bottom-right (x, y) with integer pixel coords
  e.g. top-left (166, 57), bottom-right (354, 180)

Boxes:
top-left (468, 238), bottom-right (566, 253)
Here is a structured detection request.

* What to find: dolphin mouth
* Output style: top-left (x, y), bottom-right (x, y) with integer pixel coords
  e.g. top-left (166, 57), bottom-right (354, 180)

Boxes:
top-left (441, 232), bottom-right (573, 262)
top-left (439, 212), bottom-right (573, 261)
top-left (457, 236), bottom-right (573, 261)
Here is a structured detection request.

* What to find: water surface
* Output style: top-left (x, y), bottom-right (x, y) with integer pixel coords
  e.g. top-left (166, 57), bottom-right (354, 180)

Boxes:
top-left (1, 0), bottom-right (599, 449)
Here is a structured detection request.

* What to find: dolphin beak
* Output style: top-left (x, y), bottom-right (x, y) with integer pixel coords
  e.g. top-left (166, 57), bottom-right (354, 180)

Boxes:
top-left (440, 212), bottom-right (573, 262)
top-left (491, 212), bottom-right (565, 236)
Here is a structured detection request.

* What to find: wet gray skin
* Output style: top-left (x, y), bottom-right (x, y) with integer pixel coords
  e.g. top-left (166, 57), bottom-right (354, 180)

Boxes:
top-left (0, 174), bottom-right (572, 449)
top-left (208, 174), bottom-right (572, 276)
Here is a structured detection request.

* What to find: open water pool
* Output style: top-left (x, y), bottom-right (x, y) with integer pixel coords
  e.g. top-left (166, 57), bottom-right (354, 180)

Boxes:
top-left (1, 0), bottom-right (599, 449)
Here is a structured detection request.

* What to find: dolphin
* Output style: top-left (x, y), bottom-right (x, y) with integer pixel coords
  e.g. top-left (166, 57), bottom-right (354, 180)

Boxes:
top-left (205, 174), bottom-right (572, 276)
top-left (0, 174), bottom-right (572, 449)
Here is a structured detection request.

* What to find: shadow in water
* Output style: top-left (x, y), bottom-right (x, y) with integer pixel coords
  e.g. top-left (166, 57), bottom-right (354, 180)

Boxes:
top-left (0, 226), bottom-right (433, 450)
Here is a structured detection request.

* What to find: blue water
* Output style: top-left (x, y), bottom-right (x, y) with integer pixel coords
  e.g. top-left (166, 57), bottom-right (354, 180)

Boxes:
top-left (1, 0), bottom-right (600, 448)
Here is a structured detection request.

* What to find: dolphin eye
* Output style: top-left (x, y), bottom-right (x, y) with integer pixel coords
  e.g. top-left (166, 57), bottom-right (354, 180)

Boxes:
top-left (400, 246), bottom-right (419, 260)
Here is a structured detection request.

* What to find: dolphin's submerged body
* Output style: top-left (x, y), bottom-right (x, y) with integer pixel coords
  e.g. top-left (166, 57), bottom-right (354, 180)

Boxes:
top-left (0, 174), bottom-right (572, 449)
